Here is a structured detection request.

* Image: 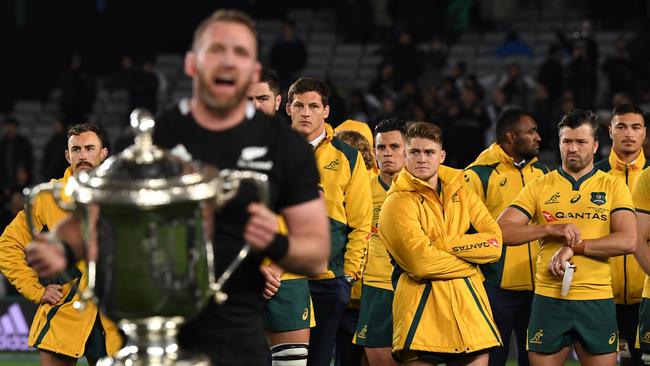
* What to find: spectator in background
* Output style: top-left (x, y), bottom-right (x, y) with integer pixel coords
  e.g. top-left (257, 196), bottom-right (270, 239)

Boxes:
top-left (496, 31), bottom-right (533, 58)
top-left (566, 40), bottom-right (598, 110)
top-left (0, 118), bottom-right (33, 199)
top-left (486, 88), bottom-right (512, 145)
top-left (418, 35), bottom-right (448, 88)
top-left (498, 62), bottom-right (536, 108)
top-left (532, 85), bottom-right (558, 150)
top-left (444, 87), bottom-right (490, 168)
top-left (369, 64), bottom-right (399, 101)
top-left (602, 38), bottom-right (636, 104)
top-left (129, 59), bottom-right (161, 114)
top-left (41, 119), bottom-right (69, 181)
top-left (381, 30), bottom-right (420, 88)
top-left (59, 53), bottom-right (95, 125)
top-left (270, 20), bottom-right (307, 91)
top-left (537, 44), bottom-right (564, 101)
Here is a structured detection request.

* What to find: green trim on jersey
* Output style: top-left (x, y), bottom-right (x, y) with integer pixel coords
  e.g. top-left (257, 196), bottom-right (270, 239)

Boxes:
top-left (331, 137), bottom-right (358, 175)
top-left (557, 167), bottom-right (599, 191)
top-left (466, 163), bottom-right (499, 198)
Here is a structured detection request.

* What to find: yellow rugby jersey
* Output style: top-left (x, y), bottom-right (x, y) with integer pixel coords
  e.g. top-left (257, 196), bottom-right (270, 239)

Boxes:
top-left (362, 174), bottom-right (393, 290)
top-left (595, 149), bottom-right (649, 304)
top-left (465, 143), bottom-right (548, 291)
top-left (631, 168), bottom-right (650, 299)
top-left (510, 167), bottom-right (634, 300)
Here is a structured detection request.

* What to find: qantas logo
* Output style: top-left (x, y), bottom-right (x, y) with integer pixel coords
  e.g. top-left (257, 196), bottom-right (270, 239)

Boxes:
top-left (542, 210), bottom-right (557, 222)
top-left (0, 303), bottom-right (32, 351)
top-left (452, 239), bottom-right (500, 253)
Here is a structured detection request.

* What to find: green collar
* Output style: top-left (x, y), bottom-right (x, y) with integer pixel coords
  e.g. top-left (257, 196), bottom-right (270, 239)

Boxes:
top-left (557, 166), bottom-right (598, 191)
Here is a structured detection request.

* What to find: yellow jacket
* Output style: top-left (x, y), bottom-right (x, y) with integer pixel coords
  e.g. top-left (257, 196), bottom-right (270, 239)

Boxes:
top-left (362, 174), bottom-right (393, 290)
top-left (379, 166), bottom-right (502, 356)
top-left (464, 143), bottom-right (548, 291)
top-left (0, 168), bottom-right (122, 358)
top-left (335, 119), bottom-right (378, 175)
top-left (595, 149), bottom-right (649, 304)
top-left (314, 124), bottom-right (372, 281)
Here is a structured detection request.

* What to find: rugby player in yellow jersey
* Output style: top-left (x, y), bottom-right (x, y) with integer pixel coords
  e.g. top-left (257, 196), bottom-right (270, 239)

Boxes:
top-left (594, 103), bottom-right (647, 366)
top-left (498, 110), bottom-right (637, 366)
top-left (380, 121), bottom-right (503, 366)
top-left (354, 118), bottom-right (406, 366)
top-left (287, 77), bottom-right (372, 366)
top-left (465, 109), bottom-right (547, 366)
top-left (631, 160), bottom-right (650, 363)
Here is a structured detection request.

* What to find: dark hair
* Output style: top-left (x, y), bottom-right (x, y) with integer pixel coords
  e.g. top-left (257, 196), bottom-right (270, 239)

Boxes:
top-left (496, 108), bottom-right (535, 144)
top-left (612, 103), bottom-right (645, 122)
top-left (334, 130), bottom-right (374, 170)
top-left (260, 67), bottom-right (280, 95)
top-left (67, 122), bottom-right (104, 143)
top-left (192, 9), bottom-right (257, 51)
top-left (287, 77), bottom-right (329, 106)
top-left (405, 121), bottom-right (443, 146)
top-left (557, 109), bottom-right (599, 140)
top-left (374, 118), bottom-right (406, 135)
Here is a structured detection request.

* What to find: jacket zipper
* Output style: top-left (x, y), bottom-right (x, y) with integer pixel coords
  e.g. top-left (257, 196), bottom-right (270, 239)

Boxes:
top-left (623, 165), bottom-right (630, 305)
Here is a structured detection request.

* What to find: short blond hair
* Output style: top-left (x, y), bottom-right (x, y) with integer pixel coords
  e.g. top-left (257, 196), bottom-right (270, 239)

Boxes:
top-left (191, 9), bottom-right (257, 51)
top-left (405, 121), bottom-right (443, 146)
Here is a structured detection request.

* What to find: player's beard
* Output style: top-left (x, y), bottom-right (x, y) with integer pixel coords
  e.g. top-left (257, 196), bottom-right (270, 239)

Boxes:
top-left (564, 153), bottom-right (592, 173)
top-left (196, 71), bottom-right (252, 116)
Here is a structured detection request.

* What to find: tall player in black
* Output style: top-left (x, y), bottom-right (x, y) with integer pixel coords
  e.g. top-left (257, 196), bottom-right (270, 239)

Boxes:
top-left (25, 10), bottom-right (330, 366)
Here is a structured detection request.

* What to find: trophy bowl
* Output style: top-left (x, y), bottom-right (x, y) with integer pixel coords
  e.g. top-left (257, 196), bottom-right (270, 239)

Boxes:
top-left (25, 109), bottom-right (269, 365)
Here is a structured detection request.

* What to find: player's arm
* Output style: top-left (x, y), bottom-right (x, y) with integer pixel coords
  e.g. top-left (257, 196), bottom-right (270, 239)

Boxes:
top-left (277, 198), bottom-right (329, 276)
top-left (342, 152), bottom-right (373, 282)
top-left (440, 187), bottom-right (502, 264)
top-left (635, 210), bottom-right (650, 275)
top-left (0, 207), bottom-right (47, 303)
top-left (571, 209), bottom-right (636, 257)
top-left (379, 193), bottom-right (478, 280)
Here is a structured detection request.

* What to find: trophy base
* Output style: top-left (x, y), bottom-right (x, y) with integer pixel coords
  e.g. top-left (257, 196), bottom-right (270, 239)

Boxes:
top-left (97, 316), bottom-right (211, 366)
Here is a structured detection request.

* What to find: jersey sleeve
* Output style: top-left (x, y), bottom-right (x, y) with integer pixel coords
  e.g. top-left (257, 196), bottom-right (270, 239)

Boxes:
top-left (633, 169), bottom-right (650, 214)
top-left (464, 167), bottom-right (487, 201)
top-left (610, 176), bottom-right (635, 213)
top-left (0, 202), bottom-right (47, 304)
top-left (379, 192), bottom-right (479, 280)
top-left (440, 187), bottom-right (503, 264)
top-left (342, 150), bottom-right (373, 281)
top-left (509, 177), bottom-right (539, 221)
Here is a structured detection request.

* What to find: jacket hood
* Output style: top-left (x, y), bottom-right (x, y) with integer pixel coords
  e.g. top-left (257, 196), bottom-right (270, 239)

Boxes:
top-left (466, 143), bottom-right (539, 169)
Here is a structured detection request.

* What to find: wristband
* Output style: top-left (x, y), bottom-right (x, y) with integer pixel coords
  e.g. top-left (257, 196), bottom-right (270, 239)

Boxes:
top-left (572, 241), bottom-right (585, 255)
top-left (263, 234), bottom-right (289, 262)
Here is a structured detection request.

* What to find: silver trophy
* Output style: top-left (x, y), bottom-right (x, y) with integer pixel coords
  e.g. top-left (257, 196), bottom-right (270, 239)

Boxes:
top-left (24, 109), bottom-right (269, 365)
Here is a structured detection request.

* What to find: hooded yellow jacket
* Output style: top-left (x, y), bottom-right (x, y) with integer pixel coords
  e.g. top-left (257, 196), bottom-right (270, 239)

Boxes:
top-left (379, 166), bottom-right (503, 356)
top-left (313, 124), bottom-right (373, 281)
top-left (464, 143), bottom-right (548, 291)
top-left (0, 168), bottom-right (122, 358)
top-left (595, 149), bottom-right (649, 305)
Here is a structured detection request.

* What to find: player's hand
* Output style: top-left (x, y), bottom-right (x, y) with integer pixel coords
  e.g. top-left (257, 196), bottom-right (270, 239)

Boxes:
top-left (245, 203), bottom-right (278, 252)
top-left (260, 263), bottom-right (283, 300)
top-left (546, 224), bottom-right (582, 247)
top-left (548, 246), bottom-right (575, 277)
top-left (26, 233), bottom-right (67, 278)
top-left (40, 284), bottom-right (63, 305)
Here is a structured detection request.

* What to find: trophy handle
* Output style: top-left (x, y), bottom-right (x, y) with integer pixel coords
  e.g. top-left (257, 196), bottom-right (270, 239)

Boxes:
top-left (207, 170), bottom-right (269, 304)
top-left (23, 182), bottom-right (76, 237)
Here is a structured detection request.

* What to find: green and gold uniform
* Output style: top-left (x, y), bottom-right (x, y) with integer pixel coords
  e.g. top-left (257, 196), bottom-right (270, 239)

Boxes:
top-left (0, 168), bottom-right (122, 359)
top-left (465, 143), bottom-right (548, 365)
top-left (380, 166), bottom-right (503, 362)
top-left (631, 168), bottom-right (650, 353)
top-left (354, 174), bottom-right (394, 347)
top-left (511, 167), bottom-right (634, 354)
top-left (595, 149), bottom-right (648, 359)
